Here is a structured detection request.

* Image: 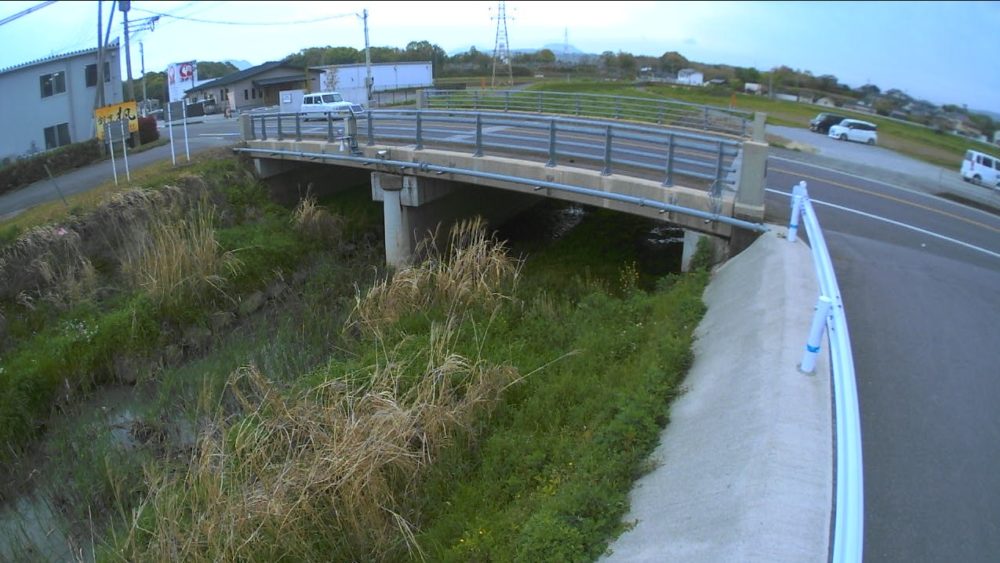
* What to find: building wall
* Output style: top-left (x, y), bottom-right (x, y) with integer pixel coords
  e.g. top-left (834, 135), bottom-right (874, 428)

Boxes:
top-left (321, 62), bottom-right (433, 106)
top-left (191, 68), bottom-right (320, 111)
top-left (0, 46), bottom-right (122, 162)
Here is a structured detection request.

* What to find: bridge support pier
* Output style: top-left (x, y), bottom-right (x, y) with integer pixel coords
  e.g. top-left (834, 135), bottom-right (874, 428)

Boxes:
top-left (372, 171), bottom-right (538, 268)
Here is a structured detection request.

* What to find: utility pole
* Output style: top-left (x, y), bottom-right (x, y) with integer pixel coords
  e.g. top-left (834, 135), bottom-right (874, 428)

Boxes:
top-left (96, 0), bottom-right (104, 109)
top-left (140, 41), bottom-right (147, 109)
top-left (363, 9), bottom-right (373, 107)
top-left (121, 0), bottom-right (134, 101)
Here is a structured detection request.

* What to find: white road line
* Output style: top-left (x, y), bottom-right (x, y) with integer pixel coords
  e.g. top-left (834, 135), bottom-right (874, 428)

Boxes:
top-left (766, 187), bottom-right (1000, 261)
top-left (770, 155), bottom-right (1000, 222)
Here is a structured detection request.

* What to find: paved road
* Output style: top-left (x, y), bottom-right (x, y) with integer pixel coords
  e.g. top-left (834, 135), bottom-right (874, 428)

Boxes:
top-left (0, 115), bottom-right (241, 218)
top-left (767, 153), bottom-right (1000, 562)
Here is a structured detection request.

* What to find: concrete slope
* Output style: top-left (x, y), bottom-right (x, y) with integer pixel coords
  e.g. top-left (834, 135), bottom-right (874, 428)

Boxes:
top-left (604, 228), bottom-right (833, 562)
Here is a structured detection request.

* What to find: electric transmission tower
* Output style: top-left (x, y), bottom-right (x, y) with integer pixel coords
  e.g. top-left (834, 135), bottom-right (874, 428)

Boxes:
top-left (490, 1), bottom-right (513, 88)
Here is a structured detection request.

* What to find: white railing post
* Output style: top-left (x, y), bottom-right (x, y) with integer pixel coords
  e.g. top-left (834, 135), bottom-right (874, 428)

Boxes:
top-left (800, 295), bottom-right (832, 374)
top-left (788, 180), bottom-right (806, 242)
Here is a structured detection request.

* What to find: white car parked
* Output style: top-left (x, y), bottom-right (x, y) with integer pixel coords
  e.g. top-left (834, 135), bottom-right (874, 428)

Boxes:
top-left (828, 119), bottom-right (878, 145)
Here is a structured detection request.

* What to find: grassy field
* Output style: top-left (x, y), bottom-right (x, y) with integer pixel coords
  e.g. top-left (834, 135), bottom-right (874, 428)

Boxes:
top-left (524, 79), bottom-right (996, 169)
top-left (0, 153), bottom-right (710, 561)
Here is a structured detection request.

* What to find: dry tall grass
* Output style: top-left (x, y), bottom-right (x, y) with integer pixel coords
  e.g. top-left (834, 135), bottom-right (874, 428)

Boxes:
top-left (0, 225), bottom-right (97, 307)
top-left (292, 194), bottom-right (343, 244)
top-left (111, 218), bottom-right (523, 561)
top-left (350, 217), bottom-right (520, 335)
top-left (116, 329), bottom-right (518, 561)
top-left (120, 202), bottom-right (240, 307)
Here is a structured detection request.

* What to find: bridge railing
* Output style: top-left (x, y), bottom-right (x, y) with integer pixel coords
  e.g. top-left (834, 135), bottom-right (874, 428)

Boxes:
top-left (420, 89), bottom-right (754, 138)
top-left (786, 181), bottom-right (863, 563)
top-left (246, 109), bottom-right (742, 192)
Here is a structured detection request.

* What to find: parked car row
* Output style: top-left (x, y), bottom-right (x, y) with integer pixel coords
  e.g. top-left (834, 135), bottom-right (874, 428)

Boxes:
top-left (809, 113), bottom-right (879, 145)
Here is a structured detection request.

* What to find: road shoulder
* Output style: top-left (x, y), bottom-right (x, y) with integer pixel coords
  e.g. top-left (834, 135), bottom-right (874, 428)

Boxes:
top-left (603, 228), bottom-right (833, 562)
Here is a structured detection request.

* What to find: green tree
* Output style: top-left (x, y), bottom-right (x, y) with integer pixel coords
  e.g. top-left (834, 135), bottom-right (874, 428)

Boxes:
top-left (616, 51), bottom-right (637, 77)
top-left (658, 51), bottom-right (689, 75)
top-left (197, 61), bottom-right (238, 79)
top-left (536, 48), bottom-right (556, 64)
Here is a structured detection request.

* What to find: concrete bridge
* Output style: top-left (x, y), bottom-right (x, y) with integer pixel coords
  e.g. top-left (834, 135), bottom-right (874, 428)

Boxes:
top-left (235, 91), bottom-right (769, 267)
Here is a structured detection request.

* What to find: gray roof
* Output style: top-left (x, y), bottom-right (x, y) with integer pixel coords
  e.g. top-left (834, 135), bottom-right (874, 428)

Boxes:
top-left (0, 39), bottom-right (120, 76)
top-left (187, 60), bottom-right (321, 93)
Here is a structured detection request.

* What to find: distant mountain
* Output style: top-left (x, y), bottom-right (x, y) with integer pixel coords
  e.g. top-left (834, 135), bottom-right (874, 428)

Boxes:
top-left (542, 43), bottom-right (584, 55)
top-left (448, 43), bottom-right (590, 62)
top-left (224, 59), bottom-right (252, 71)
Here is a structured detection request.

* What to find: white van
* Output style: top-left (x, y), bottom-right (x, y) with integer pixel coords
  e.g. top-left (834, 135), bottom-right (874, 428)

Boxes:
top-left (300, 92), bottom-right (355, 120)
top-left (960, 150), bottom-right (1000, 187)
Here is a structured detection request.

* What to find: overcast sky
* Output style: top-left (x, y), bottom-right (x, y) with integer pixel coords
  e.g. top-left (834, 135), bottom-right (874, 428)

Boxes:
top-left (2, 1), bottom-right (998, 112)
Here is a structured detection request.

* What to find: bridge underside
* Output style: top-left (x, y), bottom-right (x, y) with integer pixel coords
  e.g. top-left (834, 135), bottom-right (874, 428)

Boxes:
top-left (244, 139), bottom-right (764, 266)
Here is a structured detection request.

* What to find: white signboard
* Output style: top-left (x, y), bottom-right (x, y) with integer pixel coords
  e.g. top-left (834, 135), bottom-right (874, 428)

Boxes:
top-left (167, 61), bottom-right (198, 102)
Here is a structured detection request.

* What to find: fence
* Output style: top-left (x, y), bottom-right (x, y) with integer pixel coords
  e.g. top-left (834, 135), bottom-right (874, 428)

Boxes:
top-left (787, 181), bottom-right (863, 563)
top-left (246, 109), bottom-right (742, 192)
top-left (420, 89), bottom-right (754, 137)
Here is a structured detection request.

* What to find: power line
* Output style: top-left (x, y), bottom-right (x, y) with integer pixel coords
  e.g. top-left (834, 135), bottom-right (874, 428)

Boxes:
top-left (0, 0), bottom-right (56, 27)
top-left (131, 7), bottom-right (356, 26)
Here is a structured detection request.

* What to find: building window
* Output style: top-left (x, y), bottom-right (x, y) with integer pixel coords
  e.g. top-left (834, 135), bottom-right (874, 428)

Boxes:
top-left (84, 62), bottom-right (111, 87)
top-left (244, 89), bottom-right (248, 101)
top-left (44, 123), bottom-right (71, 150)
top-left (251, 88), bottom-right (256, 100)
top-left (40, 71), bottom-right (66, 98)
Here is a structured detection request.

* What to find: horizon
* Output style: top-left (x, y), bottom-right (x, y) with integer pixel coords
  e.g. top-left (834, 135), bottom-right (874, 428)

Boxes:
top-left (0, 1), bottom-right (997, 113)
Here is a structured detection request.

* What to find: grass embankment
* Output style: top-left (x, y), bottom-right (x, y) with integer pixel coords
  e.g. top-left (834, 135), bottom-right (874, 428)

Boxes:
top-left (1, 153), bottom-right (709, 561)
top-left (526, 80), bottom-right (995, 169)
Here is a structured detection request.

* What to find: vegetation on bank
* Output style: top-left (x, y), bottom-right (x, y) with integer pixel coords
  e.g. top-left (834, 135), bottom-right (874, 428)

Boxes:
top-left (0, 153), bottom-right (710, 561)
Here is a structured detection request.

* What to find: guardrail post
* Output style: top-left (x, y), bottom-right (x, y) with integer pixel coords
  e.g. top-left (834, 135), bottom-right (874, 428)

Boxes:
top-left (602, 126), bottom-right (613, 176)
top-left (277, 115), bottom-right (284, 140)
top-left (662, 133), bottom-right (675, 187)
top-left (295, 113), bottom-right (302, 141)
top-left (416, 89), bottom-right (425, 109)
top-left (261, 116), bottom-right (267, 140)
top-left (615, 99), bottom-right (622, 120)
top-left (788, 181), bottom-right (806, 242)
top-left (703, 106), bottom-right (709, 130)
top-left (473, 90), bottom-right (479, 110)
top-left (537, 91), bottom-right (543, 113)
top-left (326, 113), bottom-right (334, 142)
top-left (715, 141), bottom-right (725, 186)
top-left (546, 119), bottom-right (557, 167)
top-left (504, 91), bottom-right (510, 112)
top-left (753, 112), bottom-right (767, 143)
top-left (575, 95), bottom-right (581, 116)
top-left (474, 113), bottom-right (484, 157)
top-left (800, 296), bottom-right (833, 374)
top-left (239, 113), bottom-right (254, 141)
top-left (366, 110), bottom-right (374, 146)
top-left (415, 112), bottom-right (423, 150)
top-left (657, 104), bottom-right (664, 125)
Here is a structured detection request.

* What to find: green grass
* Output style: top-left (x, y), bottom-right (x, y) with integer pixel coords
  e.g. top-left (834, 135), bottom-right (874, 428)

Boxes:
top-left (1, 150), bottom-right (711, 562)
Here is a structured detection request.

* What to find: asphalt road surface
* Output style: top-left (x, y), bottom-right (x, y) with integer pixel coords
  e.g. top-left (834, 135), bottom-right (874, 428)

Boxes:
top-left (767, 154), bottom-right (1000, 562)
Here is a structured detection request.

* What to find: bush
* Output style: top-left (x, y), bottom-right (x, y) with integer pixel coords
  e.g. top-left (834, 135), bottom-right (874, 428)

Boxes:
top-left (138, 115), bottom-right (159, 145)
top-left (0, 140), bottom-right (102, 196)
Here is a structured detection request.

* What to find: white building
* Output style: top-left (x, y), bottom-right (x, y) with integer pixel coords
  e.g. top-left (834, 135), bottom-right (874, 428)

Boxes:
top-left (186, 61), bottom-right (322, 112)
top-left (316, 61), bottom-right (433, 106)
top-left (0, 40), bottom-right (123, 163)
top-left (676, 68), bottom-right (704, 86)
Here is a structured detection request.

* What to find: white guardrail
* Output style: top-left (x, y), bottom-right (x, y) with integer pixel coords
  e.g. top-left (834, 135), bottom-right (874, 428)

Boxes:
top-left (787, 181), bottom-right (864, 563)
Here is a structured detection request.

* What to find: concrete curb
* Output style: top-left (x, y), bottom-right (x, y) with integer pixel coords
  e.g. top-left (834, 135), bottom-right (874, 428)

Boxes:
top-left (603, 228), bottom-right (833, 562)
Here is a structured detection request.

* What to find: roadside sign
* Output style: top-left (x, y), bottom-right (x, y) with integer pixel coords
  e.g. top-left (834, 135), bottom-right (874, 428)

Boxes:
top-left (95, 101), bottom-right (139, 139)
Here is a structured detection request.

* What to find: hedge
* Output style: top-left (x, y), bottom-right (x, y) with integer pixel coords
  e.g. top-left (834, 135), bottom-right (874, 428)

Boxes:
top-left (0, 140), bottom-right (103, 197)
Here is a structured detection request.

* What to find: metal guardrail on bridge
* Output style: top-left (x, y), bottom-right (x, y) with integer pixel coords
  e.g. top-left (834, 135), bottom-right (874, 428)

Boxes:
top-left (246, 110), bottom-right (742, 193)
top-left (421, 89), bottom-right (754, 137)
top-left (787, 181), bottom-right (863, 563)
